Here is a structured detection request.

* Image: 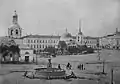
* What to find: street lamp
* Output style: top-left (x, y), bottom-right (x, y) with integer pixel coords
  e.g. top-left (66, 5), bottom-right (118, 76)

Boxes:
top-left (97, 38), bottom-right (101, 61)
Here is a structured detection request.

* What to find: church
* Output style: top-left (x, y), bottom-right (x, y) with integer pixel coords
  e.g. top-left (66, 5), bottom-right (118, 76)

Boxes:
top-left (0, 11), bottom-right (99, 61)
top-left (0, 11), bottom-right (35, 62)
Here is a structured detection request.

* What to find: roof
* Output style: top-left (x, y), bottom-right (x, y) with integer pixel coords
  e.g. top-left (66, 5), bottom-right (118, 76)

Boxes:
top-left (83, 36), bottom-right (98, 39)
top-left (21, 35), bottom-right (60, 39)
top-left (72, 36), bottom-right (76, 39)
top-left (78, 32), bottom-right (83, 35)
top-left (61, 32), bottom-right (72, 39)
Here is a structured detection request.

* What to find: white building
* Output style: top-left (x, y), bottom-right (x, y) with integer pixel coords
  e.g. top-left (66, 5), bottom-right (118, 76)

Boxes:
top-left (22, 35), bottom-right (60, 52)
top-left (7, 11), bottom-right (35, 62)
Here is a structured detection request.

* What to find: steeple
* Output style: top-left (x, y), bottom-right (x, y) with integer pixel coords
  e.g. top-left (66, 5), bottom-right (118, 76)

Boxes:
top-left (78, 19), bottom-right (82, 35)
top-left (66, 28), bottom-right (68, 33)
top-left (116, 28), bottom-right (118, 33)
top-left (8, 10), bottom-right (22, 38)
top-left (12, 10), bottom-right (18, 24)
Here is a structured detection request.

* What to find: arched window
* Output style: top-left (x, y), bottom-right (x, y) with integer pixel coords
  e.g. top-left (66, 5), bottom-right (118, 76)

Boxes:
top-left (16, 29), bottom-right (18, 35)
top-left (25, 52), bottom-right (29, 54)
top-left (11, 30), bottom-right (13, 35)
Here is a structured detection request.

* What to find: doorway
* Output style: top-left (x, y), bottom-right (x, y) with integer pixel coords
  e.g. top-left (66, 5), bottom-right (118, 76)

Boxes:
top-left (25, 56), bottom-right (29, 62)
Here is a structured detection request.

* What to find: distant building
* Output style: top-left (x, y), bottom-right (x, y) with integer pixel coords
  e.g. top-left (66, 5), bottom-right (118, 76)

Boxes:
top-left (22, 35), bottom-right (60, 53)
top-left (75, 20), bottom-right (98, 49)
top-left (59, 20), bottom-right (98, 49)
top-left (99, 28), bottom-right (120, 49)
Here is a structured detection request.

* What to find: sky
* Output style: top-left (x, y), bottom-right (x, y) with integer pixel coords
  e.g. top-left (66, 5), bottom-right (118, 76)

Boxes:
top-left (0, 0), bottom-right (120, 37)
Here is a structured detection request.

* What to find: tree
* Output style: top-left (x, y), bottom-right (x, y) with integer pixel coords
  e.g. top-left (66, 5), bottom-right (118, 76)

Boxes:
top-left (67, 46), bottom-right (78, 54)
top-left (77, 45), bottom-right (87, 53)
top-left (86, 47), bottom-right (94, 53)
top-left (9, 45), bottom-right (20, 54)
top-left (58, 41), bottom-right (67, 54)
top-left (0, 40), bottom-right (20, 62)
top-left (0, 44), bottom-right (9, 61)
top-left (44, 46), bottom-right (56, 54)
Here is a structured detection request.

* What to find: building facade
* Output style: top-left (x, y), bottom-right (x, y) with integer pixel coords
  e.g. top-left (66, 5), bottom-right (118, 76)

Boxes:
top-left (5, 11), bottom-right (35, 62)
top-left (75, 20), bottom-right (98, 49)
top-left (99, 28), bottom-right (120, 49)
top-left (22, 35), bottom-right (60, 52)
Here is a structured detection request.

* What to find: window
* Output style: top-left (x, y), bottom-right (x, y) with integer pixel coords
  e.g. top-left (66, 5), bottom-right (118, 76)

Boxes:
top-left (31, 40), bottom-right (33, 43)
top-left (31, 45), bottom-right (33, 48)
top-left (34, 40), bottom-right (36, 43)
top-left (43, 45), bottom-right (44, 48)
top-left (43, 40), bottom-right (44, 43)
top-left (46, 40), bottom-right (47, 43)
top-left (37, 45), bottom-right (39, 48)
top-left (28, 40), bottom-right (30, 43)
top-left (78, 36), bottom-right (79, 40)
top-left (39, 40), bottom-right (41, 43)
top-left (39, 45), bottom-right (41, 48)
top-left (37, 40), bottom-right (39, 43)
top-left (16, 29), bottom-right (18, 35)
top-left (11, 30), bottom-right (13, 35)
top-left (34, 45), bottom-right (36, 48)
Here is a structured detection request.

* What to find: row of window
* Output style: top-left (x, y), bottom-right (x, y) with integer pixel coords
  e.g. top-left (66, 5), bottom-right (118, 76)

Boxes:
top-left (28, 44), bottom-right (55, 49)
top-left (27, 39), bottom-right (58, 43)
top-left (78, 40), bottom-right (97, 44)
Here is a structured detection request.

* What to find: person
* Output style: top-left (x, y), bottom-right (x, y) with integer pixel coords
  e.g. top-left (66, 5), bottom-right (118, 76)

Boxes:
top-left (23, 71), bottom-right (28, 78)
top-left (66, 62), bottom-right (72, 69)
top-left (58, 64), bottom-right (61, 69)
top-left (78, 64), bottom-right (81, 70)
top-left (81, 64), bottom-right (84, 70)
top-left (70, 71), bottom-right (76, 78)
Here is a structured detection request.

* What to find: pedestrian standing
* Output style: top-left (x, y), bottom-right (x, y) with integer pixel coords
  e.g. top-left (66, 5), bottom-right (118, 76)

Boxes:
top-left (81, 64), bottom-right (83, 70)
top-left (58, 64), bottom-right (61, 69)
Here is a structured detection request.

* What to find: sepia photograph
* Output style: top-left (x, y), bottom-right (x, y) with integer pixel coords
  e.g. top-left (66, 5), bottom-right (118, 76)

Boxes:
top-left (0, 0), bottom-right (120, 84)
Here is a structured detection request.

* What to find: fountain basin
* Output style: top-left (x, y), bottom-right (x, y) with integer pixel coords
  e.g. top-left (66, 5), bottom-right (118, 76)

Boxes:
top-left (34, 68), bottom-right (66, 77)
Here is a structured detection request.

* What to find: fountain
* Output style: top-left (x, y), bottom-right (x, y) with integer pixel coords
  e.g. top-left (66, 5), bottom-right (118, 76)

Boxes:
top-left (26, 58), bottom-right (67, 79)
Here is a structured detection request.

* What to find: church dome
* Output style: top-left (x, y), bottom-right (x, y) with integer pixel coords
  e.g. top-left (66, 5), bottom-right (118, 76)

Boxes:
top-left (60, 29), bottom-right (72, 41)
top-left (61, 32), bottom-right (72, 38)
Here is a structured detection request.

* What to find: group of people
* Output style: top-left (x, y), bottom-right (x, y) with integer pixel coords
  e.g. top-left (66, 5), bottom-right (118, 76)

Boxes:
top-left (77, 64), bottom-right (85, 70)
top-left (57, 62), bottom-right (72, 70)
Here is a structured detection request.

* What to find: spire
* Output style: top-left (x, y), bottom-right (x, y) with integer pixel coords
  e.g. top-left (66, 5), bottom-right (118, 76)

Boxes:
top-left (12, 10), bottom-right (18, 24)
top-left (66, 28), bottom-right (68, 32)
top-left (116, 28), bottom-right (118, 33)
top-left (78, 19), bottom-right (82, 35)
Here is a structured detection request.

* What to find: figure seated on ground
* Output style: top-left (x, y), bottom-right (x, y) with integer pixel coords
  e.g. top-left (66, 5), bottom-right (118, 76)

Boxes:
top-left (70, 71), bottom-right (76, 78)
top-left (23, 71), bottom-right (28, 77)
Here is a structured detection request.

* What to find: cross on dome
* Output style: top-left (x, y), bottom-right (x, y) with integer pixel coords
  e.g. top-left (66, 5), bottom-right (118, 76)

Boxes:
top-left (66, 28), bottom-right (68, 32)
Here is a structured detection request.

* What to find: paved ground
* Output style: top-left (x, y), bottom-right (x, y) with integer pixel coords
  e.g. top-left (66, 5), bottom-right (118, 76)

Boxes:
top-left (0, 49), bottom-right (120, 84)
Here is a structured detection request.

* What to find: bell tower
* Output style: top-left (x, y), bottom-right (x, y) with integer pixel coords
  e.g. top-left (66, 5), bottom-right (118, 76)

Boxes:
top-left (12, 10), bottom-right (18, 24)
top-left (8, 10), bottom-right (22, 38)
top-left (76, 19), bottom-right (84, 45)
